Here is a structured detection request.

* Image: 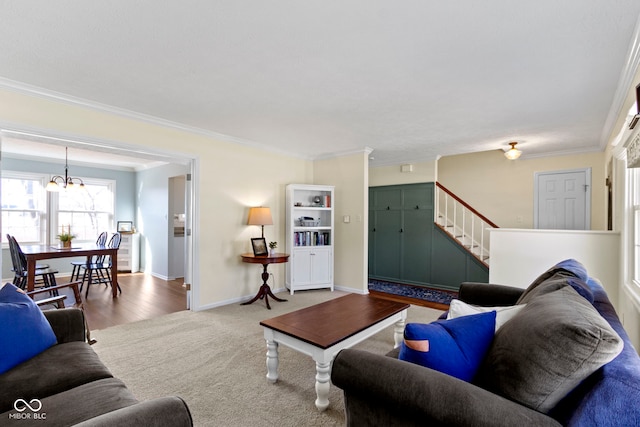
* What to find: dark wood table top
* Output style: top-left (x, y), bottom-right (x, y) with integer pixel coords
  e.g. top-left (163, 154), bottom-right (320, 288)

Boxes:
top-left (21, 243), bottom-right (117, 259)
top-left (240, 252), bottom-right (289, 264)
top-left (260, 293), bottom-right (409, 349)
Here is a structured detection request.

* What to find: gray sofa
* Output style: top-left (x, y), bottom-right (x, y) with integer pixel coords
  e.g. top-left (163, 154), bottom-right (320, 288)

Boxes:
top-left (0, 308), bottom-right (193, 426)
top-left (332, 262), bottom-right (640, 426)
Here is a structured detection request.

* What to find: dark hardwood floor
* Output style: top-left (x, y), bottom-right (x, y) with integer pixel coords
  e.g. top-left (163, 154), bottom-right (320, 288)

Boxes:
top-left (369, 290), bottom-right (450, 311)
top-left (41, 273), bottom-right (188, 331)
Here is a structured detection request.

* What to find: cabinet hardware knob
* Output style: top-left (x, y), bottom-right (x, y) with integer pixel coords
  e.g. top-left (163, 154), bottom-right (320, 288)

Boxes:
top-left (400, 228), bottom-right (403, 232)
top-left (415, 205), bottom-right (419, 209)
top-left (387, 206), bottom-right (390, 210)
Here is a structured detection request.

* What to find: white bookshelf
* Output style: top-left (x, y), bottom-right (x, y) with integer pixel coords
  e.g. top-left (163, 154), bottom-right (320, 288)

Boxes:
top-left (285, 184), bottom-right (334, 294)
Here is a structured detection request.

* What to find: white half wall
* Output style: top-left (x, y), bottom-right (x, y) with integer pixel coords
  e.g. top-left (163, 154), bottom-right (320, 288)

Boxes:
top-left (489, 228), bottom-right (620, 306)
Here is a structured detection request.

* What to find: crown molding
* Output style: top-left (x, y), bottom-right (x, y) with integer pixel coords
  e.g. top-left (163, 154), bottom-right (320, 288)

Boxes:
top-left (0, 77), bottom-right (310, 161)
top-left (314, 146), bottom-right (374, 161)
top-left (601, 13), bottom-right (640, 149)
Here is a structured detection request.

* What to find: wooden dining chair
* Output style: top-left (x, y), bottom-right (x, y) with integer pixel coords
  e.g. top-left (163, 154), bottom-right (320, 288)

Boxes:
top-left (70, 231), bottom-right (108, 281)
top-left (7, 235), bottom-right (59, 291)
top-left (80, 232), bottom-right (122, 298)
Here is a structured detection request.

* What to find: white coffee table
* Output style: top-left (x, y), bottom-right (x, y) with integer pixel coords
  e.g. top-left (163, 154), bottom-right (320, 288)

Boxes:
top-left (259, 293), bottom-right (409, 411)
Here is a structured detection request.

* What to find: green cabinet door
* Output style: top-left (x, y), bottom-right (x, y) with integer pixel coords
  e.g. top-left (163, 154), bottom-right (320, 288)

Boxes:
top-left (371, 209), bottom-right (402, 280)
top-left (401, 207), bottom-right (432, 284)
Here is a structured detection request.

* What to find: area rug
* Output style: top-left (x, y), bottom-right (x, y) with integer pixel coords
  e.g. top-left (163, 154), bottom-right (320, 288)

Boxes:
top-left (368, 279), bottom-right (458, 305)
top-left (91, 289), bottom-right (444, 427)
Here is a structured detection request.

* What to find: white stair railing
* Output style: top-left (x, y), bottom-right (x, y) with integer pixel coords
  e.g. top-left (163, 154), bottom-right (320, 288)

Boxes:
top-left (435, 183), bottom-right (498, 266)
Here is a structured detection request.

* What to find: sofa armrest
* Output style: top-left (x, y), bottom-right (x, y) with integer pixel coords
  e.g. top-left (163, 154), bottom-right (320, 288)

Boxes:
top-left (458, 282), bottom-right (524, 306)
top-left (73, 396), bottom-right (193, 427)
top-left (43, 308), bottom-right (87, 343)
top-left (331, 349), bottom-right (560, 427)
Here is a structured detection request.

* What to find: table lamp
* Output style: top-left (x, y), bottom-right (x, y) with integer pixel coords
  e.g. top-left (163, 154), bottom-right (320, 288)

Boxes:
top-left (247, 207), bottom-right (273, 238)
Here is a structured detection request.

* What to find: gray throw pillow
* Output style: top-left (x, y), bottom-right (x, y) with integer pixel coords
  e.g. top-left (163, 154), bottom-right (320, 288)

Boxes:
top-left (516, 270), bottom-right (593, 305)
top-left (475, 286), bottom-right (623, 414)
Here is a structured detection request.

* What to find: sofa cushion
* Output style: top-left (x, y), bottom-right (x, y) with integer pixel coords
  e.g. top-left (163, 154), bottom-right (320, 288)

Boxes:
top-left (0, 283), bottom-right (57, 375)
top-left (476, 286), bottom-right (623, 414)
top-left (0, 341), bottom-right (113, 413)
top-left (516, 260), bottom-right (594, 305)
top-left (446, 299), bottom-right (526, 331)
top-left (399, 311), bottom-right (496, 382)
top-left (1, 377), bottom-right (138, 426)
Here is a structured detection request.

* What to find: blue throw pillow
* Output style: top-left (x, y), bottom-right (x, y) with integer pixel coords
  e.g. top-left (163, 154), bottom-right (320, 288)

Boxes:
top-left (0, 283), bottom-right (57, 374)
top-left (398, 311), bottom-right (496, 382)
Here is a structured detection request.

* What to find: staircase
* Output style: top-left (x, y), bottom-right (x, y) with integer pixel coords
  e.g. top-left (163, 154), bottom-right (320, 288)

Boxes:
top-left (434, 182), bottom-right (498, 267)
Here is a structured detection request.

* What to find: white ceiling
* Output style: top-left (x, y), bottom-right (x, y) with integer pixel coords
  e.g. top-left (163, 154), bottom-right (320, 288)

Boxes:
top-left (1, 1), bottom-right (640, 167)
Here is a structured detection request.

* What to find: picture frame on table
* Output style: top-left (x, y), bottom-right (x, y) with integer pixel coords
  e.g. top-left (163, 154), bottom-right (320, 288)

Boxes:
top-left (117, 221), bottom-right (134, 233)
top-left (251, 237), bottom-right (268, 256)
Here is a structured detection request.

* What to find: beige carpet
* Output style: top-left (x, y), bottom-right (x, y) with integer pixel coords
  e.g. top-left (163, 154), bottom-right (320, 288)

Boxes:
top-left (91, 290), bottom-right (443, 426)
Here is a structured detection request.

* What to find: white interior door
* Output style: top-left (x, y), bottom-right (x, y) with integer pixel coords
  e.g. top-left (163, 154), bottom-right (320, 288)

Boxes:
top-left (534, 168), bottom-right (591, 230)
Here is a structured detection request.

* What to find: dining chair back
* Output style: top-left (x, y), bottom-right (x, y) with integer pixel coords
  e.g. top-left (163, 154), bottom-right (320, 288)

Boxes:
top-left (81, 232), bottom-right (122, 298)
top-left (7, 234), bottom-right (59, 290)
top-left (70, 231), bottom-right (109, 281)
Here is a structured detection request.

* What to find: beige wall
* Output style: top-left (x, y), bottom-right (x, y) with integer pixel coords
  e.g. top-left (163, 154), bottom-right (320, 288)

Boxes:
top-left (437, 149), bottom-right (606, 230)
top-left (369, 160), bottom-right (437, 187)
top-left (0, 88), bottom-right (316, 309)
top-left (314, 152), bottom-right (369, 293)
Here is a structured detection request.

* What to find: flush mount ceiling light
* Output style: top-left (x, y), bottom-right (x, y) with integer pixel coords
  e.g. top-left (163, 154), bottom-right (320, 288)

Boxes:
top-left (504, 142), bottom-right (522, 160)
top-left (46, 147), bottom-right (85, 192)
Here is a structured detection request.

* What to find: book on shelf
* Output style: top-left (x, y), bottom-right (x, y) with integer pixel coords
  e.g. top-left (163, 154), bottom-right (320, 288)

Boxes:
top-left (294, 231), bottom-right (330, 246)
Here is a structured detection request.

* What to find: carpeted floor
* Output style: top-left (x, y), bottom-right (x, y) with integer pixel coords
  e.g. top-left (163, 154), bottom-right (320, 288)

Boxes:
top-left (92, 289), bottom-right (444, 427)
top-left (368, 279), bottom-right (458, 305)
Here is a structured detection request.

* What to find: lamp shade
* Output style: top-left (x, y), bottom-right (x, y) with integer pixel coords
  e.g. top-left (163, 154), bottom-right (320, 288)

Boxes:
top-left (247, 207), bottom-right (273, 226)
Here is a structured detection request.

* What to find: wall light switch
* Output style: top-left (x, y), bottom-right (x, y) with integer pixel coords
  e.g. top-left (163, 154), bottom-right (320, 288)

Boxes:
top-left (343, 215), bottom-right (351, 223)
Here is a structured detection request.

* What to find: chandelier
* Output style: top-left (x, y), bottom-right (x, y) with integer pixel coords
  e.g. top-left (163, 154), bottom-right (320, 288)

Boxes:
top-left (46, 147), bottom-right (85, 192)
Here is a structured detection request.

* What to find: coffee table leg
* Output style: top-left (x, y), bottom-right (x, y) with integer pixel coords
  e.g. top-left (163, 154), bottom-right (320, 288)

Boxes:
top-left (393, 309), bottom-right (408, 348)
top-left (314, 361), bottom-right (331, 411)
top-left (266, 339), bottom-right (279, 383)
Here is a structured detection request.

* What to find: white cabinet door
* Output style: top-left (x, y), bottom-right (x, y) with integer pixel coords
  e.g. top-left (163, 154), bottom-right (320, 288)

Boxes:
top-left (292, 249), bottom-right (313, 285)
top-left (309, 248), bottom-right (331, 284)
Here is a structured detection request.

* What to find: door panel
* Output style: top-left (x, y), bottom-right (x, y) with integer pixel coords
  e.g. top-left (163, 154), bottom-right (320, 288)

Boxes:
top-left (373, 209), bottom-right (402, 279)
top-left (310, 248), bottom-right (331, 283)
top-left (401, 208), bottom-right (432, 283)
top-left (536, 170), bottom-right (589, 230)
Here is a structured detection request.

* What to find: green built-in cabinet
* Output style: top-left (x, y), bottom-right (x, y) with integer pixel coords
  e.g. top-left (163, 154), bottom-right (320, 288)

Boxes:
top-left (368, 183), bottom-right (488, 291)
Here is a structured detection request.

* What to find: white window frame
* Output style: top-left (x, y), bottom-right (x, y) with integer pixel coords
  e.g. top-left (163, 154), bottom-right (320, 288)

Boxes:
top-left (49, 178), bottom-right (116, 244)
top-left (1, 171), bottom-right (48, 245)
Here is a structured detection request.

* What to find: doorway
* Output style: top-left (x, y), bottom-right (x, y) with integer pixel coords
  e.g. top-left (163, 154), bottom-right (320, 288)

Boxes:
top-left (0, 128), bottom-right (198, 311)
top-left (534, 168), bottom-right (591, 230)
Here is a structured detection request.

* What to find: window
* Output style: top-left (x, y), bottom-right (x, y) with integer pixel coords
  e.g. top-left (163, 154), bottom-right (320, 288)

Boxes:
top-left (630, 167), bottom-right (640, 285)
top-left (1, 172), bottom-right (47, 244)
top-left (51, 179), bottom-right (115, 242)
top-left (2, 171), bottom-right (115, 245)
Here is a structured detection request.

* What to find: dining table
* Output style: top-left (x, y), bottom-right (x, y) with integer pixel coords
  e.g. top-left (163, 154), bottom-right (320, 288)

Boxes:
top-left (21, 243), bottom-right (119, 298)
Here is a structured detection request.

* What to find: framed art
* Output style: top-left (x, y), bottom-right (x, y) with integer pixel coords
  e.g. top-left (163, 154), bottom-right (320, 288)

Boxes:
top-left (117, 221), bottom-right (134, 233)
top-left (251, 237), bottom-right (268, 256)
